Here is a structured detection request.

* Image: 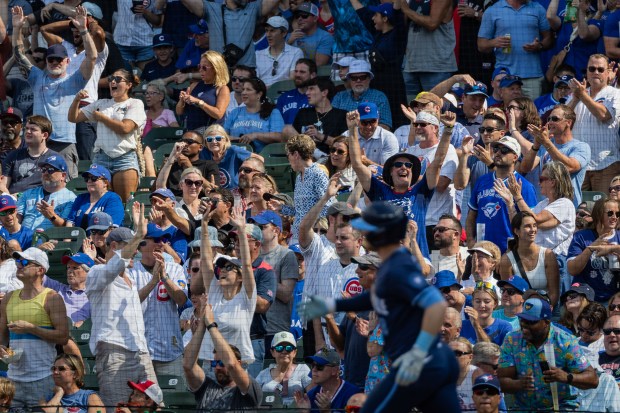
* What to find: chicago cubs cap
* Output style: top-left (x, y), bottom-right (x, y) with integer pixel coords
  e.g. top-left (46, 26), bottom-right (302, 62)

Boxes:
top-left (153, 33), bottom-right (174, 47)
top-left (0, 195), bottom-right (17, 212)
top-left (357, 102), bottom-right (379, 120)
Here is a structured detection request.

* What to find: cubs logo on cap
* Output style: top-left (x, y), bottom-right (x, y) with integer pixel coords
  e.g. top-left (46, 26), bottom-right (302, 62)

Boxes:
top-left (343, 277), bottom-right (362, 296)
top-left (357, 102), bottom-right (379, 120)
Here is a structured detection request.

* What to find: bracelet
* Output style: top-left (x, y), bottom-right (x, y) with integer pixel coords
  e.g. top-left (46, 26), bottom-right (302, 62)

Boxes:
top-left (206, 322), bottom-right (218, 331)
top-left (79, 30), bottom-right (89, 36)
top-left (531, 146), bottom-right (540, 151)
top-left (189, 73), bottom-right (193, 80)
top-left (51, 215), bottom-right (58, 222)
top-left (488, 162), bottom-right (495, 169)
top-left (514, 197), bottom-right (523, 203)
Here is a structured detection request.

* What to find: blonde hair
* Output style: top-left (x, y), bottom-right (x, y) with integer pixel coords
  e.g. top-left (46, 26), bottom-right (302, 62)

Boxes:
top-left (201, 51), bottom-right (230, 87)
top-left (474, 241), bottom-right (501, 263)
top-left (453, 337), bottom-right (473, 352)
top-left (181, 167), bottom-right (204, 180)
top-left (0, 378), bottom-right (14, 405)
top-left (251, 172), bottom-right (278, 194)
top-left (204, 124), bottom-right (231, 152)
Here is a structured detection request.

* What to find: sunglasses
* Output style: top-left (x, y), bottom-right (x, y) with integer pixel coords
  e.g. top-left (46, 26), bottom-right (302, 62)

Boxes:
top-left (40, 167), bottom-right (61, 174)
top-left (433, 226), bottom-right (456, 233)
top-left (181, 139), bottom-right (200, 145)
top-left (349, 75), bottom-right (369, 82)
top-left (357, 264), bottom-right (374, 271)
top-left (360, 119), bottom-right (377, 126)
top-left (473, 388), bottom-right (500, 397)
top-left (609, 304), bottom-right (620, 312)
top-left (330, 148), bottom-right (346, 155)
top-left (577, 211), bottom-right (591, 218)
top-left (199, 65), bottom-right (213, 71)
top-left (50, 366), bottom-right (74, 373)
top-left (547, 115), bottom-right (564, 123)
top-left (609, 185), bottom-right (620, 192)
top-left (273, 344), bottom-right (296, 353)
top-left (439, 286), bottom-right (453, 294)
top-left (478, 127), bottom-right (499, 134)
top-left (476, 281), bottom-right (495, 291)
top-left (393, 161), bottom-right (413, 169)
top-left (210, 360), bottom-right (225, 368)
top-left (313, 228), bottom-right (327, 235)
top-left (47, 57), bottom-right (64, 64)
top-left (539, 176), bottom-right (552, 184)
top-left (191, 267), bottom-right (200, 273)
top-left (16, 259), bottom-right (37, 268)
top-left (239, 166), bottom-right (258, 174)
top-left (603, 328), bottom-right (620, 335)
top-left (500, 288), bottom-right (520, 296)
top-left (577, 327), bottom-right (599, 336)
top-left (206, 136), bottom-right (224, 143)
top-left (311, 363), bottom-right (326, 371)
top-left (492, 145), bottom-right (513, 155)
top-left (453, 350), bottom-right (472, 357)
top-left (296, 13), bottom-right (312, 19)
top-left (271, 60), bottom-right (279, 77)
top-left (84, 175), bottom-right (102, 183)
top-left (565, 293), bottom-right (581, 301)
top-left (345, 406), bottom-right (361, 413)
top-left (588, 66), bottom-right (607, 73)
top-left (184, 179), bottom-right (203, 187)
top-left (519, 318), bottom-right (540, 326)
top-left (0, 209), bottom-right (16, 217)
top-left (231, 76), bottom-right (247, 83)
top-left (33, 56), bottom-right (44, 63)
top-left (107, 75), bottom-right (127, 84)
top-left (90, 229), bottom-right (110, 236)
top-left (479, 361), bottom-right (499, 370)
top-left (606, 210), bottom-right (620, 218)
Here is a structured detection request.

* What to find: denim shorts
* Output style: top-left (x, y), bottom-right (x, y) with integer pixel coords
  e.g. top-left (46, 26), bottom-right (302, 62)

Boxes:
top-left (92, 150), bottom-right (140, 175)
top-left (117, 44), bottom-right (154, 63)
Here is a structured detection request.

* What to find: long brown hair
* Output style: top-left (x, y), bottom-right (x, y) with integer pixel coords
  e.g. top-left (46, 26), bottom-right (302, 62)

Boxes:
top-left (513, 97), bottom-right (541, 130)
top-left (324, 136), bottom-right (350, 176)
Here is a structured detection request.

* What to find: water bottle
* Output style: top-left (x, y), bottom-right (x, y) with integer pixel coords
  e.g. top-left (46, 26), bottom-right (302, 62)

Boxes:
top-left (609, 242), bottom-right (620, 271)
top-left (564, 0), bottom-right (578, 22)
top-left (32, 228), bottom-right (45, 247)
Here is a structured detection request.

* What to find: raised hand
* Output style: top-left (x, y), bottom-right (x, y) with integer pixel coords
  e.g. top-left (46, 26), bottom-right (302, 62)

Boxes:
top-left (507, 174), bottom-right (522, 198)
top-left (493, 178), bottom-right (513, 205)
top-left (401, 104), bottom-right (416, 123)
top-left (440, 111), bottom-right (456, 128)
top-left (134, 203), bottom-right (148, 238)
top-left (473, 144), bottom-right (492, 166)
top-left (461, 136), bottom-right (474, 155)
top-left (325, 173), bottom-right (342, 198)
top-left (346, 110), bottom-right (360, 130)
top-left (229, 205), bottom-right (246, 228)
top-left (69, 5), bottom-right (88, 32)
top-left (12, 6), bottom-right (26, 29)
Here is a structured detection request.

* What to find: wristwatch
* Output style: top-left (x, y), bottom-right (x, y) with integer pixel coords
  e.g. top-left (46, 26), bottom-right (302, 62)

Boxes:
top-left (206, 322), bottom-right (218, 331)
top-left (566, 373), bottom-right (574, 385)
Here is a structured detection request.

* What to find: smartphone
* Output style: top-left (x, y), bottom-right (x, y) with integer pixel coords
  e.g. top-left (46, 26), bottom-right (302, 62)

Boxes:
top-left (539, 360), bottom-right (550, 372)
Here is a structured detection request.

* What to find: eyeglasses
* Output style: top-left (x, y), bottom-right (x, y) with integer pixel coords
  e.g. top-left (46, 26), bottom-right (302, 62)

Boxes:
top-left (492, 145), bottom-right (513, 155)
top-left (539, 176), bottom-right (552, 184)
top-left (476, 281), bottom-right (495, 291)
top-left (345, 406), bottom-right (361, 413)
top-left (313, 228), bottom-right (327, 235)
top-left (271, 60), bottom-right (279, 77)
top-left (50, 366), bottom-right (74, 373)
top-left (453, 350), bottom-right (472, 357)
top-left (519, 318), bottom-right (540, 326)
top-left (393, 161), bottom-right (413, 169)
top-left (311, 363), bottom-right (326, 371)
top-left (84, 175), bottom-right (102, 183)
top-left (577, 211), bottom-right (591, 218)
top-left (433, 226), bottom-right (457, 233)
top-left (609, 185), bottom-right (620, 192)
top-left (231, 76), bottom-right (247, 83)
top-left (144, 91), bottom-right (162, 96)
top-left (357, 264), bottom-right (374, 271)
top-left (184, 179), bottom-right (203, 187)
top-left (603, 328), bottom-right (620, 335)
top-left (609, 304), bottom-right (620, 312)
top-left (47, 57), bottom-right (64, 64)
top-left (210, 360), bottom-right (225, 368)
top-left (479, 127), bottom-right (499, 134)
top-left (588, 66), bottom-right (607, 73)
top-left (330, 148), bottom-right (346, 155)
top-left (89, 229), bottom-right (110, 236)
top-left (500, 288), bottom-right (520, 296)
top-left (360, 119), bottom-right (377, 126)
top-left (199, 65), bottom-right (213, 71)
top-left (473, 388), bottom-right (500, 397)
top-left (349, 74), bottom-right (369, 82)
top-left (273, 344), bottom-right (296, 353)
top-left (15, 259), bottom-right (38, 268)
top-left (107, 75), bottom-right (126, 84)
top-left (239, 166), bottom-right (258, 175)
top-left (547, 115), bottom-right (564, 123)
top-left (40, 167), bottom-right (61, 174)
top-left (0, 209), bottom-right (16, 217)
top-left (577, 327), bottom-right (599, 336)
top-left (181, 139), bottom-right (200, 145)
top-left (479, 361), bottom-right (499, 370)
top-left (606, 210), bottom-right (620, 218)
top-left (206, 136), bottom-right (224, 143)
top-left (191, 267), bottom-right (200, 273)
top-left (507, 105), bottom-right (522, 111)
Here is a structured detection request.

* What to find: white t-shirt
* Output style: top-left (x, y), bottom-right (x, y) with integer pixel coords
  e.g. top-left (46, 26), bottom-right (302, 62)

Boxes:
top-left (64, 41), bottom-right (109, 102)
top-left (431, 247), bottom-right (470, 276)
top-left (407, 143), bottom-right (459, 226)
top-left (0, 259), bottom-right (22, 293)
top-left (198, 278), bottom-right (257, 363)
top-left (255, 363), bottom-right (312, 406)
top-left (532, 197), bottom-right (575, 256)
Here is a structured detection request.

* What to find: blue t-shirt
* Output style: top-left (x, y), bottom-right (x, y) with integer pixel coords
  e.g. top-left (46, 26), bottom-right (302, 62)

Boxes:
top-left (199, 145), bottom-right (252, 189)
top-left (555, 17), bottom-right (602, 80)
top-left (290, 279), bottom-right (305, 340)
top-left (308, 380), bottom-right (361, 412)
top-left (366, 175), bottom-right (434, 258)
top-left (223, 107), bottom-right (284, 153)
top-left (276, 88), bottom-right (310, 125)
top-left (460, 318), bottom-right (513, 346)
top-left (468, 171), bottom-right (537, 253)
top-left (567, 229), bottom-right (620, 301)
top-left (141, 60), bottom-right (178, 83)
top-left (603, 9), bottom-right (620, 39)
top-left (0, 226), bottom-right (33, 251)
top-left (66, 191), bottom-right (125, 230)
top-left (287, 28), bottom-right (334, 61)
top-left (534, 93), bottom-right (561, 118)
top-left (47, 389), bottom-right (96, 413)
top-left (163, 225), bottom-right (188, 263)
top-left (327, 0), bottom-right (376, 53)
top-left (17, 187), bottom-right (76, 230)
top-left (176, 40), bottom-right (208, 71)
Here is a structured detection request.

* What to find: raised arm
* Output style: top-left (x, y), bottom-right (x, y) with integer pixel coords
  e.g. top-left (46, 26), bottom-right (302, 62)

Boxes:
top-left (298, 174), bottom-right (342, 249)
top-left (230, 207), bottom-right (256, 299)
top-left (425, 112), bottom-right (455, 190)
top-left (39, 20), bottom-right (70, 46)
top-left (68, 90), bottom-right (90, 124)
top-left (71, 6), bottom-right (97, 80)
top-left (430, 74), bottom-right (476, 99)
top-left (454, 136), bottom-right (473, 190)
top-left (546, 0), bottom-right (562, 31)
top-left (346, 111), bottom-right (372, 192)
top-left (180, 0), bottom-right (204, 17)
top-left (192, 209), bottom-right (218, 296)
top-left (577, 1), bottom-right (601, 41)
top-left (11, 6), bottom-right (33, 74)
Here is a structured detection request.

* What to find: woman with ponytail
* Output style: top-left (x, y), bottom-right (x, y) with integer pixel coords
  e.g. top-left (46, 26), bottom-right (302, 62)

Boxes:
top-left (68, 69), bottom-right (146, 202)
top-left (224, 77), bottom-right (284, 152)
top-left (499, 211), bottom-right (560, 307)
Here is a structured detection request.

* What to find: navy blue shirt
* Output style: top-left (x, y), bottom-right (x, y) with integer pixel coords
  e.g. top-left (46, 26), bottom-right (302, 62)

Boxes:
top-left (308, 380), bottom-right (361, 412)
top-left (250, 257), bottom-right (277, 337)
top-left (141, 60), bottom-right (178, 83)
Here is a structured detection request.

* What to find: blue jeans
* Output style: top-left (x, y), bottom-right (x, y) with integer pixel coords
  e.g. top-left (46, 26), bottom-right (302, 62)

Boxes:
top-left (403, 71), bottom-right (453, 98)
top-left (117, 44), bottom-right (154, 64)
top-left (92, 150), bottom-right (140, 175)
top-left (75, 120), bottom-right (97, 161)
top-left (247, 338), bottom-right (265, 378)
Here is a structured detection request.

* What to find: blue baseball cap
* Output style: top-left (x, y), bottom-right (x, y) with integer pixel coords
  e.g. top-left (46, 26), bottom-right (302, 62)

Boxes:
top-left (38, 155), bottom-right (67, 173)
top-left (431, 270), bottom-right (462, 290)
top-left (189, 19), bottom-right (209, 35)
top-left (150, 188), bottom-right (176, 202)
top-left (0, 195), bottom-right (17, 212)
top-left (153, 33), bottom-right (174, 47)
top-left (249, 210), bottom-right (282, 231)
top-left (554, 75), bottom-right (574, 88)
top-left (289, 243), bottom-right (302, 254)
top-left (464, 82), bottom-right (489, 97)
top-left (368, 3), bottom-right (394, 19)
top-left (145, 223), bottom-right (173, 239)
top-left (82, 164), bottom-right (111, 182)
top-left (357, 102), bottom-right (379, 120)
top-left (61, 253), bottom-right (95, 268)
top-left (305, 348), bottom-right (340, 366)
top-left (472, 374), bottom-right (501, 392)
top-left (492, 67), bottom-right (510, 81)
top-left (499, 75), bottom-right (523, 89)
top-left (497, 275), bottom-right (528, 294)
top-left (517, 298), bottom-right (552, 321)
top-left (87, 211), bottom-right (114, 232)
top-left (46, 43), bottom-right (68, 59)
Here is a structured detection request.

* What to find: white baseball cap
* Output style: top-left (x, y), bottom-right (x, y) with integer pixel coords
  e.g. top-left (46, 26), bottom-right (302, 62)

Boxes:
top-left (13, 248), bottom-right (49, 271)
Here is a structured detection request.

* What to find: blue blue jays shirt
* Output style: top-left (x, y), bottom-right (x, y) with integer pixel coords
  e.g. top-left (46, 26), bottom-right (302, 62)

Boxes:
top-left (468, 171), bottom-right (537, 253)
top-left (276, 88), bottom-right (310, 125)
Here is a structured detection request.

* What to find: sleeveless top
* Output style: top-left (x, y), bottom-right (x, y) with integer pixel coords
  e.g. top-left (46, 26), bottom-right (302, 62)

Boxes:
top-left (185, 82), bottom-right (218, 130)
top-left (56, 389), bottom-right (96, 413)
top-left (507, 247), bottom-right (548, 289)
top-left (6, 288), bottom-right (56, 382)
top-left (456, 364), bottom-right (478, 412)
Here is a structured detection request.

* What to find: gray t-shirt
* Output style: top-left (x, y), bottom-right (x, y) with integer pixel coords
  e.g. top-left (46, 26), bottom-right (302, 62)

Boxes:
top-left (260, 245), bottom-right (299, 335)
top-left (203, 0), bottom-right (262, 67)
top-left (194, 376), bottom-right (262, 412)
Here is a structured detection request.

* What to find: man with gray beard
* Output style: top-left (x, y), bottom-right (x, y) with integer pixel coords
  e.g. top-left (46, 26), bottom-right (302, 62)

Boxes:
top-left (0, 107), bottom-right (23, 165)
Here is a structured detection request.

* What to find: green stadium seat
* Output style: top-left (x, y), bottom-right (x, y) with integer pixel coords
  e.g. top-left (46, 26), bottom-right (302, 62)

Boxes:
top-left (42, 227), bottom-right (87, 254)
top-left (267, 79), bottom-right (296, 103)
top-left (317, 65), bottom-right (332, 77)
top-left (137, 176), bottom-right (156, 192)
top-left (157, 375), bottom-right (185, 390)
top-left (78, 160), bottom-right (91, 174)
top-left (153, 142), bottom-right (176, 172)
top-left (83, 373), bottom-right (99, 390)
top-left (230, 142), bottom-right (254, 152)
top-left (582, 191), bottom-right (606, 203)
top-left (44, 248), bottom-right (71, 283)
top-left (78, 343), bottom-right (94, 359)
top-left (163, 391), bottom-right (196, 410)
top-left (124, 193), bottom-right (153, 227)
top-left (70, 318), bottom-right (92, 345)
top-left (143, 127), bottom-right (184, 151)
top-left (66, 177), bottom-right (88, 194)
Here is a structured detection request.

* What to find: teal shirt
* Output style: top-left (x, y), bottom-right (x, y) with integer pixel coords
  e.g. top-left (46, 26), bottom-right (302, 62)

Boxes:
top-left (493, 308), bottom-right (520, 331)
